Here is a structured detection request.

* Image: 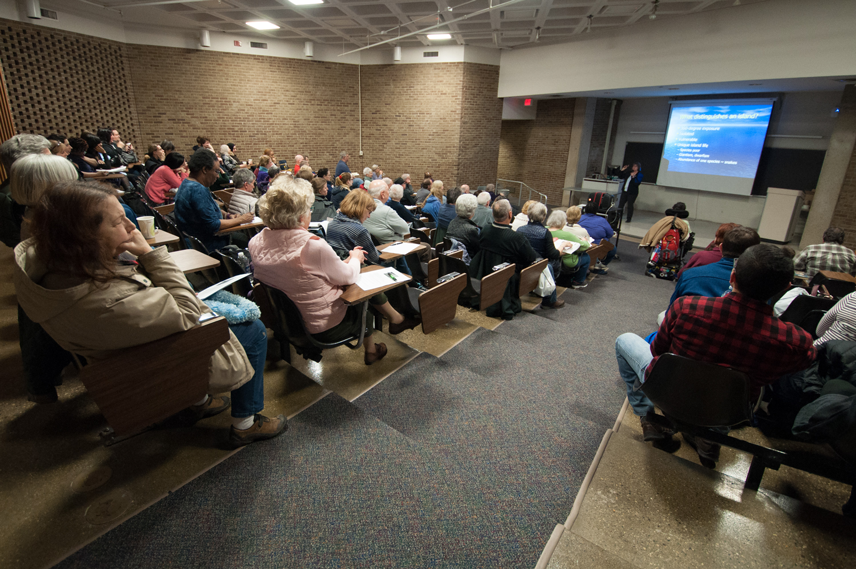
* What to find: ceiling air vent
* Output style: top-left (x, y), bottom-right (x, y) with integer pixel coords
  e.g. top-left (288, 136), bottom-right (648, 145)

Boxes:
top-left (423, 51), bottom-right (438, 57)
top-left (40, 8), bottom-right (58, 20)
top-left (250, 42), bottom-right (268, 49)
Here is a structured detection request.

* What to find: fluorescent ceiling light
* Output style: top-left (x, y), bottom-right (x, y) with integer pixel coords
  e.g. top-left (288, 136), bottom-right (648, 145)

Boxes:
top-left (426, 33), bottom-right (452, 40)
top-left (289, 0), bottom-right (325, 5)
top-left (246, 21), bottom-right (280, 30)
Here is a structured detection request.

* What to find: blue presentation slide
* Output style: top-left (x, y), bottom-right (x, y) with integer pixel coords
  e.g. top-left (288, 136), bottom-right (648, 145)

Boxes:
top-left (661, 103), bottom-right (773, 179)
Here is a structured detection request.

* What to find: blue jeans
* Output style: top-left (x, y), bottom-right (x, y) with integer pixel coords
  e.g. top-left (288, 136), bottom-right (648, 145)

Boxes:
top-left (573, 253), bottom-right (591, 285)
top-left (602, 248), bottom-right (616, 266)
top-left (615, 333), bottom-right (655, 416)
top-left (544, 263), bottom-right (558, 305)
top-left (229, 319), bottom-right (267, 418)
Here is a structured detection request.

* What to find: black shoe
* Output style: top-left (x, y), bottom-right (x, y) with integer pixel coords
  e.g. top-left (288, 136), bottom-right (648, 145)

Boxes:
top-left (652, 434), bottom-right (682, 454)
top-left (683, 433), bottom-right (721, 469)
top-left (389, 315), bottom-right (420, 335)
top-left (640, 417), bottom-right (665, 442)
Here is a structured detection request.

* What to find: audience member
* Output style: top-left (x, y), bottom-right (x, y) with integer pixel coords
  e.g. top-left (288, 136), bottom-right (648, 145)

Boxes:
top-left (1, 134), bottom-right (51, 247)
top-left (472, 192), bottom-right (493, 228)
top-left (266, 165), bottom-right (281, 186)
top-left (372, 165), bottom-right (383, 180)
top-left (677, 222), bottom-right (740, 278)
top-left (616, 244), bottom-right (816, 466)
top-left (297, 165), bottom-right (314, 181)
top-left (256, 155), bottom-right (272, 189)
top-left (310, 177), bottom-right (336, 222)
top-left (249, 181), bottom-right (418, 365)
top-left (327, 188), bottom-right (382, 263)
top-left (794, 227), bottom-right (856, 278)
top-left (772, 246), bottom-right (809, 317)
top-left (386, 184), bottom-right (415, 224)
top-left (397, 174), bottom-right (415, 205)
top-left (578, 203), bottom-right (617, 274)
top-left (317, 167), bottom-right (334, 195)
top-left (484, 183), bottom-right (496, 202)
top-left (332, 173), bottom-right (352, 209)
top-left (511, 200), bottom-right (537, 231)
top-left (415, 178), bottom-right (432, 204)
top-left (468, 199), bottom-right (538, 320)
top-left (668, 226), bottom-right (761, 309)
top-left (564, 206), bottom-right (591, 241)
top-left (195, 136), bottom-right (213, 152)
top-left (460, 184), bottom-right (470, 194)
top-left (437, 186), bottom-right (461, 230)
top-left (8, 154), bottom-right (78, 403)
top-left (335, 151), bottom-right (351, 177)
top-left (420, 181), bottom-right (444, 222)
top-left (363, 179), bottom-right (408, 244)
top-left (145, 144), bottom-right (165, 175)
top-left (13, 181), bottom-right (286, 446)
top-left (639, 202), bottom-right (691, 251)
top-left (814, 291), bottom-right (856, 347)
top-left (161, 140), bottom-right (176, 156)
top-left (293, 154), bottom-right (304, 174)
top-left (446, 193), bottom-right (480, 259)
top-left (517, 202), bottom-right (565, 307)
top-left (67, 137), bottom-right (106, 180)
top-left (546, 210), bottom-right (591, 290)
top-left (229, 168), bottom-right (259, 217)
top-left (144, 152), bottom-right (186, 205)
top-left (175, 149), bottom-right (253, 251)
top-left (220, 144), bottom-right (238, 174)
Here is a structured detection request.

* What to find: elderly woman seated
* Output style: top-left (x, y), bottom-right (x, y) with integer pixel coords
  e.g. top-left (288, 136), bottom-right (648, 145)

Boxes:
top-left (248, 178), bottom-right (419, 364)
top-left (13, 181), bottom-right (286, 446)
top-left (420, 180), bottom-right (444, 223)
top-left (516, 202), bottom-right (565, 307)
top-left (385, 183), bottom-right (415, 224)
top-left (327, 189), bottom-right (382, 262)
top-left (546, 210), bottom-right (592, 289)
top-left (446, 193), bottom-right (480, 259)
top-left (310, 177), bottom-right (336, 222)
top-left (511, 200), bottom-right (537, 231)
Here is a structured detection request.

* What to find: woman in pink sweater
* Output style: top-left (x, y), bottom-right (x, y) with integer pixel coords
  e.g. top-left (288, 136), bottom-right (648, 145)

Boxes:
top-left (249, 177), bottom-right (419, 365)
top-left (145, 152), bottom-right (187, 204)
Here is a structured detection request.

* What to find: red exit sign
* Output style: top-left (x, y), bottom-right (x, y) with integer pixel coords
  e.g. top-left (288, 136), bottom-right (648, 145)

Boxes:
top-left (524, 98), bottom-right (532, 106)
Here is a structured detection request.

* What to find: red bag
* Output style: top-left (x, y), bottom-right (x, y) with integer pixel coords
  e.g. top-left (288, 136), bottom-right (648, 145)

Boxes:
top-left (651, 227), bottom-right (681, 265)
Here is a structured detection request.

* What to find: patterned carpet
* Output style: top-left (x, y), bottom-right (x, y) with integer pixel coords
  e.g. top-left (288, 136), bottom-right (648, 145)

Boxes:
top-left (56, 241), bottom-right (677, 568)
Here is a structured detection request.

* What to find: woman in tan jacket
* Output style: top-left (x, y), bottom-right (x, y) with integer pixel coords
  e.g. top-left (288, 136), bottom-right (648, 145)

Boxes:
top-left (13, 181), bottom-right (286, 447)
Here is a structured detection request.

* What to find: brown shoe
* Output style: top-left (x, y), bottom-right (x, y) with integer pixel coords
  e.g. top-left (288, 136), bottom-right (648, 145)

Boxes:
top-left (389, 315), bottom-right (421, 335)
top-left (191, 395), bottom-right (231, 421)
top-left (542, 299), bottom-right (565, 309)
top-left (229, 414), bottom-right (288, 448)
top-left (364, 342), bottom-right (388, 365)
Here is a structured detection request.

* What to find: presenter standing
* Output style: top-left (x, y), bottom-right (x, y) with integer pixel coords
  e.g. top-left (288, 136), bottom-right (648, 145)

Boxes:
top-left (617, 163), bottom-right (643, 223)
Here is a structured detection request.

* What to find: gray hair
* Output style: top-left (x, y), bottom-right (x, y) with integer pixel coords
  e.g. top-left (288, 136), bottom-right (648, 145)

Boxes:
top-left (528, 202), bottom-right (547, 224)
top-left (363, 167), bottom-right (372, 177)
top-left (492, 199), bottom-right (512, 223)
top-left (340, 150), bottom-right (348, 159)
top-left (382, 176), bottom-right (393, 188)
top-left (10, 153), bottom-right (77, 206)
top-left (456, 194), bottom-right (478, 218)
top-left (401, 173), bottom-right (410, 182)
top-left (477, 192), bottom-right (491, 206)
top-left (389, 184), bottom-right (404, 200)
top-left (486, 183), bottom-right (495, 192)
top-left (258, 177), bottom-right (314, 229)
top-left (367, 178), bottom-right (387, 198)
top-left (232, 168), bottom-right (255, 189)
top-left (546, 210), bottom-right (568, 229)
top-left (1, 134), bottom-right (51, 170)
top-left (267, 165), bottom-right (281, 179)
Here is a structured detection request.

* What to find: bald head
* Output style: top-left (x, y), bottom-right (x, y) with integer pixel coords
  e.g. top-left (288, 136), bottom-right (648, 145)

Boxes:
top-left (368, 179), bottom-right (388, 199)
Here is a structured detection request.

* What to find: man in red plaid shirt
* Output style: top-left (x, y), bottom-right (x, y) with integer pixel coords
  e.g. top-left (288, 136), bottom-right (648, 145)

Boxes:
top-left (616, 244), bottom-right (816, 464)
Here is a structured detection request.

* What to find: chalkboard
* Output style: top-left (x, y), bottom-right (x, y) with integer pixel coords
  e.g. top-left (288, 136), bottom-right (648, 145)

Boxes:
top-left (751, 147), bottom-right (826, 196)
top-left (623, 142), bottom-right (826, 196)
top-left (622, 142), bottom-right (663, 183)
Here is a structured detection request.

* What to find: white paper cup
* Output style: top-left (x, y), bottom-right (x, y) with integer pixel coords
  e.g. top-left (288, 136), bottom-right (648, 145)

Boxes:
top-left (138, 216), bottom-right (156, 239)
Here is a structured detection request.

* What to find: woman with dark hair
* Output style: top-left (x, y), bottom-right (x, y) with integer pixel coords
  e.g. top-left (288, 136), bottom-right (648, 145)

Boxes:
top-left (161, 140), bottom-right (176, 155)
top-left (145, 143), bottom-right (165, 175)
top-left (67, 138), bottom-right (111, 180)
top-left (617, 162), bottom-right (643, 223)
top-left (145, 152), bottom-right (187, 205)
top-left (12, 181), bottom-right (286, 445)
top-left (331, 172), bottom-right (351, 209)
top-left (415, 178), bottom-right (432, 205)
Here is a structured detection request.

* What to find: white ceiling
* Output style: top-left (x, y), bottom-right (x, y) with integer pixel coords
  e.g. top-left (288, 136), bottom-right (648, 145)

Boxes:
top-left (63, 0), bottom-right (770, 50)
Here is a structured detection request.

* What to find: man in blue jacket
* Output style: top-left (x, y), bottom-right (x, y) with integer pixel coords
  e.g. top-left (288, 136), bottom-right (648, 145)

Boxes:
top-left (578, 202), bottom-right (616, 273)
top-left (668, 226), bottom-right (760, 308)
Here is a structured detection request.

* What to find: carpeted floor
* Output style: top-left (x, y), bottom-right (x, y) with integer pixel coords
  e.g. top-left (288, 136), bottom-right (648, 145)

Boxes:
top-left (54, 243), bottom-right (677, 568)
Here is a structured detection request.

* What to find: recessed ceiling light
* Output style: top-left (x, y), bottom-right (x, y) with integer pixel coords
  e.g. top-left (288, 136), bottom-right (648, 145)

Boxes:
top-left (289, 0), bottom-right (324, 5)
top-left (246, 21), bottom-right (280, 30)
top-left (427, 33), bottom-right (452, 40)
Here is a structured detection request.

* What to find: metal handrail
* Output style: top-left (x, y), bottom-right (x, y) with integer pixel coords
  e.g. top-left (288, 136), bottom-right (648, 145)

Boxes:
top-left (495, 178), bottom-right (549, 206)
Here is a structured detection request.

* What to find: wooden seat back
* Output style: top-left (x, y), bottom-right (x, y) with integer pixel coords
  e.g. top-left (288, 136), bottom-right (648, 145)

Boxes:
top-left (418, 273), bottom-right (467, 334)
top-left (478, 264), bottom-right (515, 311)
top-left (213, 189), bottom-right (233, 207)
top-left (518, 259), bottom-right (548, 297)
top-left (426, 258), bottom-right (439, 288)
top-left (153, 203), bottom-right (174, 215)
top-left (586, 241), bottom-right (613, 263)
top-left (78, 317), bottom-right (229, 437)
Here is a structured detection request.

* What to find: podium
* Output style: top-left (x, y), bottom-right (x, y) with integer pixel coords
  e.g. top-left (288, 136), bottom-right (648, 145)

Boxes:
top-left (757, 188), bottom-right (805, 243)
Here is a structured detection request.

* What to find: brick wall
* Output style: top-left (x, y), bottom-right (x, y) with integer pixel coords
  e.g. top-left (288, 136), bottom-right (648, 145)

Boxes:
top-left (830, 142), bottom-right (856, 249)
top-left (585, 98), bottom-right (622, 177)
top-left (497, 98), bottom-right (575, 204)
top-left (0, 18), bottom-right (502, 187)
top-left (0, 18), bottom-right (141, 144)
top-left (457, 63), bottom-right (503, 189)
